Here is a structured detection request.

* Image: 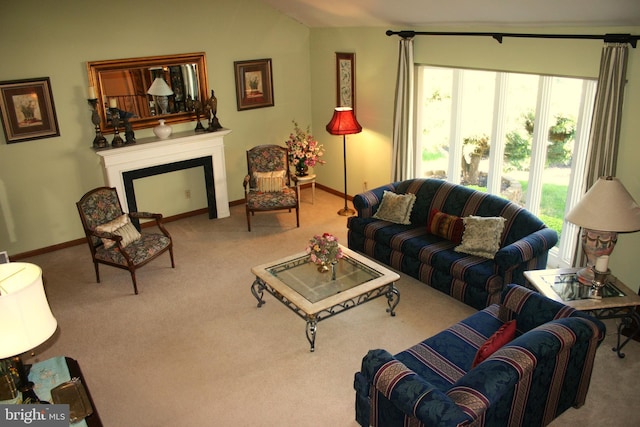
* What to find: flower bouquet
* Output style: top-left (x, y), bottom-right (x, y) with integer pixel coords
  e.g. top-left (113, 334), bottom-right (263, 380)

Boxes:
top-left (285, 121), bottom-right (326, 176)
top-left (306, 233), bottom-right (343, 272)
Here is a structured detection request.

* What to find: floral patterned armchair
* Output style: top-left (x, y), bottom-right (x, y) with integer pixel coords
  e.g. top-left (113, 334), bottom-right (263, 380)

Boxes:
top-left (76, 187), bottom-right (175, 294)
top-left (243, 145), bottom-right (299, 231)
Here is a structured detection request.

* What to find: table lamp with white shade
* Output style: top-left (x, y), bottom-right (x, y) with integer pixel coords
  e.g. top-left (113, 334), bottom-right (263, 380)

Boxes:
top-left (565, 176), bottom-right (640, 297)
top-left (147, 77), bottom-right (174, 115)
top-left (0, 262), bottom-right (57, 401)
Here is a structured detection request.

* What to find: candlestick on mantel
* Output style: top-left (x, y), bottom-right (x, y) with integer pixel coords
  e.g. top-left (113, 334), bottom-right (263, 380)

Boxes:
top-left (87, 99), bottom-right (107, 148)
top-left (109, 98), bottom-right (117, 108)
top-left (88, 86), bottom-right (96, 100)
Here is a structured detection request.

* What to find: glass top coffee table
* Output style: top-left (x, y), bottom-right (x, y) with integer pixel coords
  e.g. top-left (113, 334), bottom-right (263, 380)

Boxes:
top-left (250, 245), bottom-right (400, 352)
top-left (525, 267), bottom-right (640, 357)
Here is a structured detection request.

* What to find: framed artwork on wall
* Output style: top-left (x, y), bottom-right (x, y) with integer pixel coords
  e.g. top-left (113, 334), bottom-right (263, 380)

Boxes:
top-left (336, 52), bottom-right (355, 111)
top-left (233, 58), bottom-right (274, 111)
top-left (0, 77), bottom-right (59, 143)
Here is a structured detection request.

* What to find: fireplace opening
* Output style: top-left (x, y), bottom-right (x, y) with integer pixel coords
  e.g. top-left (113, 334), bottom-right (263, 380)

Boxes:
top-left (122, 156), bottom-right (217, 226)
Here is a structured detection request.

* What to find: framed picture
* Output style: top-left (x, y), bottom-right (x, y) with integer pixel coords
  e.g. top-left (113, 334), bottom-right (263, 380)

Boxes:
top-left (233, 58), bottom-right (274, 111)
top-left (0, 251), bottom-right (8, 264)
top-left (336, 52), bottom-right (355, 111)
top-left (0, 77), bottom-right (59, 143)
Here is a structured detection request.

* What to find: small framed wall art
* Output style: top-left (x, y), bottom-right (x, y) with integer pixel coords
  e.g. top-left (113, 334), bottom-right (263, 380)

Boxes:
top-left (336, 52), bottom-right (355, 111)
top-left (0, 77), bottom-right (60, 143)
top-left (233, 58), bottom-right (274, 111)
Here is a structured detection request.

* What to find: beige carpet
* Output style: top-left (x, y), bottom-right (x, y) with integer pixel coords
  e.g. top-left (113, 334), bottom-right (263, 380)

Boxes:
top-left (21, 189), bottom-right (640, 426)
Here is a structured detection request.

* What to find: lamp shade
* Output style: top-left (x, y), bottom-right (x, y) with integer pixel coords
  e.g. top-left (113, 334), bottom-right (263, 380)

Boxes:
top-left (565, 176), bottom-right (640, 232)
top-left (0, 263), bottom-right (57, 359)
top-left (326, 107), bottom-right (362, 135)
top-left (147, 77), bottom-right (174, 96)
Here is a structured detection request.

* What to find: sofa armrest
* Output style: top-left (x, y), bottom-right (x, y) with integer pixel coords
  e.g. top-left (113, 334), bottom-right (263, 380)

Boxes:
top-left (499, 284), bottom-right (607, 338)
top-left (454, 317), bottom-right (603, 421)
top-left (352, 184), bottom-right (396, 218)
top-left (360, 349), bottom-right (471, 426)
top-left (494, 227), bottom-right (558, 269)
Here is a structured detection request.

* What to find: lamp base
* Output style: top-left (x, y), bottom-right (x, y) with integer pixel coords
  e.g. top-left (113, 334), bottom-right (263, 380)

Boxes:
top-left (576, 266), bottom-right (595, 285)
top-left (337, 207), bottom-right (355, 216)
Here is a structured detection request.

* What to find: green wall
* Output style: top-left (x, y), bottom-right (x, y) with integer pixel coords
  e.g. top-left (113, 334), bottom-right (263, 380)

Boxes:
top-left (309, 26), bottom-right (640, 291)
top-left (0, 0), bottom-right (312, 255)
top-left (1, 1), bottom-right (638, 292)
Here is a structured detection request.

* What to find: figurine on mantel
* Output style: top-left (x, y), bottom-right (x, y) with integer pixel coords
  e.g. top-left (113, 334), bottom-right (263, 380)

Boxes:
top-left (187, 95), bottom-right (206, 132)
top-left (206, 89), bottom-right (222, 132)
top-left (123, 116), bottom-right (136, 144)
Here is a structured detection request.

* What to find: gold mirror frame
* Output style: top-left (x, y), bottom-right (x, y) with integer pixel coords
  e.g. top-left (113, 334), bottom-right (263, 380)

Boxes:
top-left (87, 52), bottom-right (208, 133)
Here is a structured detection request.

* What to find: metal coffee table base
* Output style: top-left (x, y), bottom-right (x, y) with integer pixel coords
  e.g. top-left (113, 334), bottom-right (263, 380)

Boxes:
top-left (251, 277), bottom-right (400, 352)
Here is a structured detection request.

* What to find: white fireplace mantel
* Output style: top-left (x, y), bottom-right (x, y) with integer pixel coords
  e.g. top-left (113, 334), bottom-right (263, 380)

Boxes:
top-left (95, 129), bottom-right (231, 219)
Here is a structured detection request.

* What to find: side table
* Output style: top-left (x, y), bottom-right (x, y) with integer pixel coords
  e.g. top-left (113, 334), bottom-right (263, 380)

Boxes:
top-left (524, 267), bottom-right (640, 358)
top-left (292, 174), bottom-right (316, 204)
top-left (28, 357), bottom-right (102, 426)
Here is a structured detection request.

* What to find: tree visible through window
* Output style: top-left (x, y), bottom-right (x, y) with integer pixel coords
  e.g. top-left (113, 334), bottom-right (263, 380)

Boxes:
top-left (415, 65), bottom-right (597, 267)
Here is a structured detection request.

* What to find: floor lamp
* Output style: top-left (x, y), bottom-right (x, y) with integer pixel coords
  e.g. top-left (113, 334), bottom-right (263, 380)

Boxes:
top-left (326, 107), bottom-right (362, 216)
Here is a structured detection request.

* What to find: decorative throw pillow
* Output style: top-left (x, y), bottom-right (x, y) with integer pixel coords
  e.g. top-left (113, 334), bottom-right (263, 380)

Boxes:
top-left (427, 209), bottom-right (464, 243)
top-left (95, 214), bottom-right (141, 249)
top-left (471, 320), bottom-right (517, 368)
top-left (373, 191), bottom-right (416, 225)
top-left (455, 216), bottom-right (506, 259)
top-left (254, 170), bottom-right (286, 192)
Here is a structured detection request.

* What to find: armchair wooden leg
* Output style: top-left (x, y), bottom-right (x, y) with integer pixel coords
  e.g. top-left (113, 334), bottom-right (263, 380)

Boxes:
top-left (246, 208), bottom-right (252, 231)
top-left (94, 262), bottom-right (101, 283)
top-left (168, 248), bottom-right (175, 268)
top-left (130, 271), bottom-right (139, 295)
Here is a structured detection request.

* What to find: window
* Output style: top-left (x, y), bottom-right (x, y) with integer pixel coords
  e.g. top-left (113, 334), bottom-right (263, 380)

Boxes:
top-left (415, 66), bottom-right (597, 267)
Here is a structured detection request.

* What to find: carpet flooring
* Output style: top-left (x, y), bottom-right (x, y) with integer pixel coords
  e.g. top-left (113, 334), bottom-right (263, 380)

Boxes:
top-left (20, 188), bottom-right (640, 426)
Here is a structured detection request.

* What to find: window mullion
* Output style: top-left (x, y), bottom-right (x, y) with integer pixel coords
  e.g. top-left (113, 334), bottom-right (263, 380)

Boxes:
top-left (487, 72), bottom-right (508, 195)
top-left (526, 76), bottom-right (553, 215)
top-left (448, 69), bottom-right (464, 184)
top-left (557, 78), bottom-right (598, 266)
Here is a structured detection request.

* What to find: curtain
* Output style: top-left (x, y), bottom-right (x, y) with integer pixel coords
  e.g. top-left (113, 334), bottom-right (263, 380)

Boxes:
top-left (572, 42), bottom-right (629, 266)
top-left (391, 37), bottom-right (415, 182)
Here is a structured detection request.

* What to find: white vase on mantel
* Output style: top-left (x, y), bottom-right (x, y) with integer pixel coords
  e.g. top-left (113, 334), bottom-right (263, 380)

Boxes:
top-left (153, 119), bottom-right (172, 139)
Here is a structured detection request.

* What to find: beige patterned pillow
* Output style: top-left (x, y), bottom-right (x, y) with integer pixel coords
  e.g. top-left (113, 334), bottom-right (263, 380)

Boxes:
top-left (95, 214), bottom-right (141, 249)
top-left (254, 170), bottom-right (286, 192)
top-left (455, 216), bottom-right (506, 259)
top-left (373, 191), bottom-right (416, 225)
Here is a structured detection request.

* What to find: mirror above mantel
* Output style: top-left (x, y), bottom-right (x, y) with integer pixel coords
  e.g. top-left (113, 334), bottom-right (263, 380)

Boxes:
top-left (87, 52), bottom-right (208, 133)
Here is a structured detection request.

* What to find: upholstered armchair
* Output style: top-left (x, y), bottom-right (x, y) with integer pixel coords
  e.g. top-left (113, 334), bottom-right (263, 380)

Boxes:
top-left (243, 144), bottom-right (299, 231)
top-left (76, 187), bottom-right (175, 294)
top-left (354, 284), bottom-right (606, 427)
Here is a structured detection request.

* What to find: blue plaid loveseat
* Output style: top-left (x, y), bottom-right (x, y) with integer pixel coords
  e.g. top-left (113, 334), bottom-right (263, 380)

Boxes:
top-left (354, 284), bottom-right (606, 427)
top-left (347, 179), bottom-right (558, 310)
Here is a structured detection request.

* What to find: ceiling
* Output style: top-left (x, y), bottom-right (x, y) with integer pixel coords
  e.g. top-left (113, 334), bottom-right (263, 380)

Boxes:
top-left (259, 0), bottom-right (640, 28)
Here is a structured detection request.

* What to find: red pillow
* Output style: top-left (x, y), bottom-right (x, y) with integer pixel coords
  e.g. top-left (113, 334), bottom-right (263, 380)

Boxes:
top-left (471, 320), bottom-right (517, 368)
top-left (427, 209), bottom-right (464, 244)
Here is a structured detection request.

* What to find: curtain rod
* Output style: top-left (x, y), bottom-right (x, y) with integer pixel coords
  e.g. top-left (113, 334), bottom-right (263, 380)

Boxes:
top-left (385, 30), bottom-right (638, 48)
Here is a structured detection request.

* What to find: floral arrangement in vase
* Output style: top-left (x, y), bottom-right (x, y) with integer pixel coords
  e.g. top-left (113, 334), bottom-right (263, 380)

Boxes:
top-left (306, 233), bottom-right (344, 272)
top-left (285, 121), bottom-right (326, 176)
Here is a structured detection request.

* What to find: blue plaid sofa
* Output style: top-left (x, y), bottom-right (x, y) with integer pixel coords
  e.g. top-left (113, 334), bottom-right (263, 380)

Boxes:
top-left (347, 179), bottom-right (558, 310)
top-left (354, 284), bottom-right (606, 427)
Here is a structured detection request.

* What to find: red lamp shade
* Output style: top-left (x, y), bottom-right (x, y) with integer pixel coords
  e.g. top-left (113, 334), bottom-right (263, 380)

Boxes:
top-left (326, 107), bottom-right (362, 135)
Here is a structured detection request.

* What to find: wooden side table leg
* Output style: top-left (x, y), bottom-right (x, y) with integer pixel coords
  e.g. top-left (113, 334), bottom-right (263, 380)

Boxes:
top-left (311, 180), bottom-right (315, 204)
top-left (296, 182), bottom-right (301, 203)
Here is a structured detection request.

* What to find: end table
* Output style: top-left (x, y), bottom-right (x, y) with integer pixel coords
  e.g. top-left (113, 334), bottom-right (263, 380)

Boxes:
top-left (292, 174), bottom-right (316, 204)
top-left (525, 267), bottom-right (640, 358)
